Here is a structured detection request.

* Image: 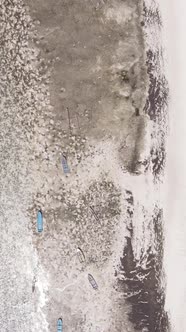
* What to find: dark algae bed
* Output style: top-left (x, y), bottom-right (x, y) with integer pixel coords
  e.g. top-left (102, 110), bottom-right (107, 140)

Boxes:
top-left (119, 208), bottom-right (170, 331)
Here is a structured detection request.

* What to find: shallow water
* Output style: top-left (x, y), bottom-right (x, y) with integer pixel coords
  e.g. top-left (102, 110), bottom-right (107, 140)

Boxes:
top-left (158, 0), bottom-right (186, 331)
top-left (118, 1), bottom-right (170, 331)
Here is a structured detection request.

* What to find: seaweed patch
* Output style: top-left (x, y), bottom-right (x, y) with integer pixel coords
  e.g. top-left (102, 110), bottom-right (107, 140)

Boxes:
top-left (118, 208), bottom-right (170, 332)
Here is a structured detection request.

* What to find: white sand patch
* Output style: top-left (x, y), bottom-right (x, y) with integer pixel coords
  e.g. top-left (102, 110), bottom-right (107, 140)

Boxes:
top-left (104, 2), bottom-right (134, 25)
top-left (33, 261), bottom-right (49, 332)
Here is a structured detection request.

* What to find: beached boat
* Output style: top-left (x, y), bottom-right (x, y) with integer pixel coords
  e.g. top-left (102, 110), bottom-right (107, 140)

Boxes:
top-left (62, 154), bottom-right (70, 174)
top-left (57, 318), bottom-right (63, 332)
top-left (37, 210), bottom-right (43, 232)
top-left (77, 247), bottom-right (85, 263)
top-left (88, 273), bottom-right (98, 290)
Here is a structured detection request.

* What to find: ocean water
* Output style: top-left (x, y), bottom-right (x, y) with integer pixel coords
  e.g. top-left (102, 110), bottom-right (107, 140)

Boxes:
top-left (158, 0), bottom-right (186, 331)
top-left (133, 0), bottom-right (186, 331)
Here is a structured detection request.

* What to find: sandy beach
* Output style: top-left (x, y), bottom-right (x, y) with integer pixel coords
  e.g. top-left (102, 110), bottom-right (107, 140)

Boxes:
top-left (0, 0), bottom-right (172, 331)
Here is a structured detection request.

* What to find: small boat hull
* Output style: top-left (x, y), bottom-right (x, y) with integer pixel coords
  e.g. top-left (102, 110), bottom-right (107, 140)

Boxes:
top-left (37, 210), bottom-right (43, 233)
top-left (77, 247), bottom-right (85, 263)
top-left (57, 318), bottom-right (63, 332)
top-left (88, 273), bottom-right (98, 290)
top-left (62, 154), bottom-right (70, 174)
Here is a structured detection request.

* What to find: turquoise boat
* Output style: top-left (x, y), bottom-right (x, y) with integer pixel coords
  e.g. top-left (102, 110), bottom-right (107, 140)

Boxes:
top-left (57, 318), bottom-right (63, 332)
top-left (37, 210), bottom-right (43, 232)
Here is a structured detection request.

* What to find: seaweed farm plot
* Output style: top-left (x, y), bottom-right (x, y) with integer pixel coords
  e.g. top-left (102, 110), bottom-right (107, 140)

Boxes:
top-left (118, 208), bottom-right (170, 332)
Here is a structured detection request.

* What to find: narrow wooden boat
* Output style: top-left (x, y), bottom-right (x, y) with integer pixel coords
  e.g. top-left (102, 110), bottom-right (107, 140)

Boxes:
top-left (77, 247), bottom-right (85, 263)
top-left (37, 210), bottom-right (43, 233)
top-left (57, 318), bottom-right (63, 332)
top-left (62, 154), bottom-right (70, 174)
top-left (88, 273), bottom-right (98, 290)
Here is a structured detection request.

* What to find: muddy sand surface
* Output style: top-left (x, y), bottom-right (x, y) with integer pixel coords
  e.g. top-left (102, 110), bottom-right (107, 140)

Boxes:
top-left (26, 0), bottom-right (147, 330)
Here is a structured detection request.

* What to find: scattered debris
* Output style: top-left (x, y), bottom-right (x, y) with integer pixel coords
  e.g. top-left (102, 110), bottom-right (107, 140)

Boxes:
top-left (37, 210), bottom-right (43, 233)
top-left (32, 276), bottom-right (37, 293)
top-left (57, 318), bottom-right (63, 332)
top-left (67, 107), bottom-right (71, 131)
top-left (89, 205), bottom-right (99, 221)
top-left (77, 247), bottom-right (85, 263)
top-left (88, 273), bottom-right (98, 290)
top-left (62, 154), bottom-right (70, 174)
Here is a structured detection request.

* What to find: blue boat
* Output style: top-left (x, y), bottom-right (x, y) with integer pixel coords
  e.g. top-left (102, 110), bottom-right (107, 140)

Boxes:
top-left (57, 318), bottom-right (63, 332)
top-left (62, 154), bottom-right (70, 174)
top-left (37, 210), bottom-right (43, 232)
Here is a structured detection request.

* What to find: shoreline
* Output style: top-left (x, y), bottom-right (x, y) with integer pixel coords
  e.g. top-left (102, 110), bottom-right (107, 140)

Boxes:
top-left (119, 0), bottom-right (170, 330)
